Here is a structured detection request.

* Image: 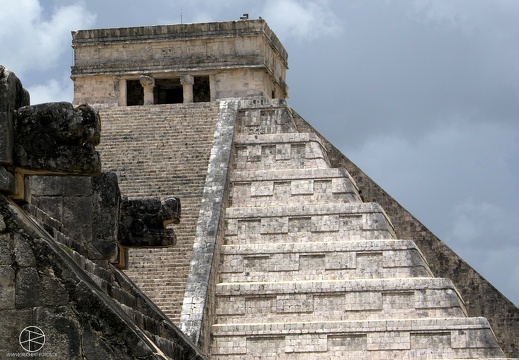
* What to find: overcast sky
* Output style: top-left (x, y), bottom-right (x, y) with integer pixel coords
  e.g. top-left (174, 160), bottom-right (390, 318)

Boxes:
top-left (1, 0), bottom-right (517, 306)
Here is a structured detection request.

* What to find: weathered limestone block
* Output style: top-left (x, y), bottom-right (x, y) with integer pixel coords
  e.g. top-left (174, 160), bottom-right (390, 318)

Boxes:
top-left (0, 196), bottom-right (201, 358)
top-left (0, 65), bottom-right (30, 196)
top-left (0, 65), bottom-right (30, 165)
top-left (91, 173), bottom-right (121, 261)
top-left (234, 133), bottom-right (331, 171)
top-left (119, 196), bottom-right (180, 247)
top-left (0, 166), bottom-right (15, 194)
top-left (29, 173), bottom-right (181, 264)
top-left (14, 102), bottom-right (101, 175)
top-left (238, 107), bottom-right (297, 135)
top-left (28, 174), bottom-right (119, 262)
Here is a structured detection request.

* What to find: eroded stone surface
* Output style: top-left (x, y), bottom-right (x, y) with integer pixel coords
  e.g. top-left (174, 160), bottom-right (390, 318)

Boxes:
top-left (14, 102), bottom-right (101, 175)
top-left (119, 197), bottom-right (180, 247)
top-left (0, 65), bottom-right (203, 359)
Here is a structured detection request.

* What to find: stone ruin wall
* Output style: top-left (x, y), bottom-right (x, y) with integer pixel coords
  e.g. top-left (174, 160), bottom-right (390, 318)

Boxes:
top-left (0, 65), bottom-right (206, 358)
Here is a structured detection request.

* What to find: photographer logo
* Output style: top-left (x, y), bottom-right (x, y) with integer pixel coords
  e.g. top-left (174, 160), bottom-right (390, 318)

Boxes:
top-left (19, 326), bottom-right (45, 352)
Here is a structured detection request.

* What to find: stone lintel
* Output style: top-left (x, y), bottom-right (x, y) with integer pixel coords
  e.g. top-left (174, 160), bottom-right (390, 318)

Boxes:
top-left (215, 277), bottom-right (458, 296)
top-left (221, 239), bottom-right (419, 255)
top-left (71, 20), bottom-right (288, 65)
top-left (71, 61), bottom-right (267, 78)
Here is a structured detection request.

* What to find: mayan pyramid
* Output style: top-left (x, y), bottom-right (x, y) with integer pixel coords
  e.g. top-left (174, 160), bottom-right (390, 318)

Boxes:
top-left (70, 20), bottom-right (518, 358)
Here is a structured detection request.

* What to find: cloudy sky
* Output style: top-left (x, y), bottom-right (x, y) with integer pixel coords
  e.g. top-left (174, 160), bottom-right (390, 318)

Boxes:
top-left (1, 0), bottom-right (518, 306)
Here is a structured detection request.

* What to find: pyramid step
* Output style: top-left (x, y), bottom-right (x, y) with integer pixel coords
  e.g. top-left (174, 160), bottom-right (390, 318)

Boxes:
top-left (237, 105), bottom-right (298, 135)
top-left (234, 133), bottom-right (331, 171)
top-left (230, 168), bottom-right (362, 206)
top-left (225, 203), bottom-right (395, 245)
top-left (215, 278), bottom-right (467, 324)
top-left (219, 240), bottom-right (432, 282)
top-left (211, 317), bottom-right (504, 359)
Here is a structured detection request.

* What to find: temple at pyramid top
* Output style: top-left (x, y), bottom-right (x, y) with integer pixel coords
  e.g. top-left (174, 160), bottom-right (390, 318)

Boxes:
top-left (71, 20), bottom-right (288, 106)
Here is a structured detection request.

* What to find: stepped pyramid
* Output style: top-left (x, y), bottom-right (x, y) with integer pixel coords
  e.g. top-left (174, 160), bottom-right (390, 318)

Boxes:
top-left (72, 20), bottom-right (518, 358)
top-left (201, 99), bottom-right (506, 359)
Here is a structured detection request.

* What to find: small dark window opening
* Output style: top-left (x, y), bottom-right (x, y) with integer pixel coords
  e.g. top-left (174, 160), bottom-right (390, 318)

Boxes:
top-left (155, 78), bottom-right (183, 104)
top-left (193, 76), bottom-right (210, 102)
top-left (127, 80), bottom-right (144, 106)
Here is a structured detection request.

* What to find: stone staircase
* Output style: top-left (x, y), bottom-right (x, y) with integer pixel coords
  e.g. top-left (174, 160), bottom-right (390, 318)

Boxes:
top-left (97, 103), bottom-right (220, 323)
top-left (22, 202), bottom-right (205, 359)
top-left (210, 101), bottom-right (506, 359)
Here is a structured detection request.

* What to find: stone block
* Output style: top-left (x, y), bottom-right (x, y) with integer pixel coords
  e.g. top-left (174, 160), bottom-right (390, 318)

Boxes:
top-left (0, 65), bottom-right (30, 164)
top-left (0, 166), bottom-right (15, 194)
top-left (260, 217), bottom-right (288, 234)
top-left (451, 327), bottom-right (501, 349)
top-left (29, 175), bottom-right (64, 196)
top-left (324, 252), bottom-right (356, 270)
top-left (246, 336), bottom-right (284, 358)
top-left (31, 196), bottom-right (63, 220)
top-left (291, 179), bottom-right (313, 195)
top-left (344, 291), bottom-right (383, 311)
top-left (410, 332), bottom-right (451, 349)
top-left (15, 267), bottom-right (41, 308)
top-left (250, 181), bottom-right (273, 196)
top-left (276, 294), bottom-right (314, 314)
top-left (63, 196), bottom-right (93, 233)
top-left (275, 143), bottom-right (291, 160)
top-left (0, 233), bottom-right (13, 265)
top-left (0, 309), bottom-right (33, 353)
top-left (14, 102), bottom-right (101, 175)
top-left (34, 306), bottom-right (82, 357)
top-left (311, 214), bottom-right (340, 232)
top-left (14, 233), bottom-right (36, 267)
top-left (367, 331), bottom-right (411, 350)
top-left (285, 334), bottom-right (327, 353)
top-left (328, 334), bottom-right (367, 351)
top-left (0, 265), bottom-right (15, 309)
top-left (63, 176), bottom-right (93, 196)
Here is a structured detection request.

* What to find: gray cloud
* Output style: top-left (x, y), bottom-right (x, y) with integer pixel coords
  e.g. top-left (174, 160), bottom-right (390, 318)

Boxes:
top-left (0, 0), bottom-right (95, 81)
top-left (1, 0), bottom-right (517, 306)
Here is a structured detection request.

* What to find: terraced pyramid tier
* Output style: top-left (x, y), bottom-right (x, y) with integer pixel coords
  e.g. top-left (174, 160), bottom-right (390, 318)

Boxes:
top-left (203, 99), bottom-right (508, 358)
top-left (211, 317), bottom-right (503, 359)
top-left (219, 240), bottom-right (433, 282)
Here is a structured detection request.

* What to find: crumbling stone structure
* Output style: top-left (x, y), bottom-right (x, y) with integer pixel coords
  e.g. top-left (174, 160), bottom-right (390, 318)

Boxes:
top-left (0, 65), bottom-right (205, 358)
top-left (71, 20), bottom-right (288, 107)
top-left (73, 19), bottom-right (518, 359)
top-left (2, 17), bottom-right (517, 359)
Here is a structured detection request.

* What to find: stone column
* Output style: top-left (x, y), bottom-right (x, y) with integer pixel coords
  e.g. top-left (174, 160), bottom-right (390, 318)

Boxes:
top-left (180, 74), bottom-right (194, 103)
top-left (139, 75), bottom-right (155, 105)
top-left (117, 78), bottom-right (127, 106)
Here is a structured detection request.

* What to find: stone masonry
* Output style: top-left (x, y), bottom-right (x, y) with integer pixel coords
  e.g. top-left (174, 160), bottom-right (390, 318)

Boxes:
top-left (97, 103), bottom-right (220, 322)
top-left (71, 20), bottom-right (288, 107)
top-left (0, 65), bottom-right (206, 358)
top-left (193, 99), bottom-right (510, 358)
top-left (72, 19), bottom-right (519, 358)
